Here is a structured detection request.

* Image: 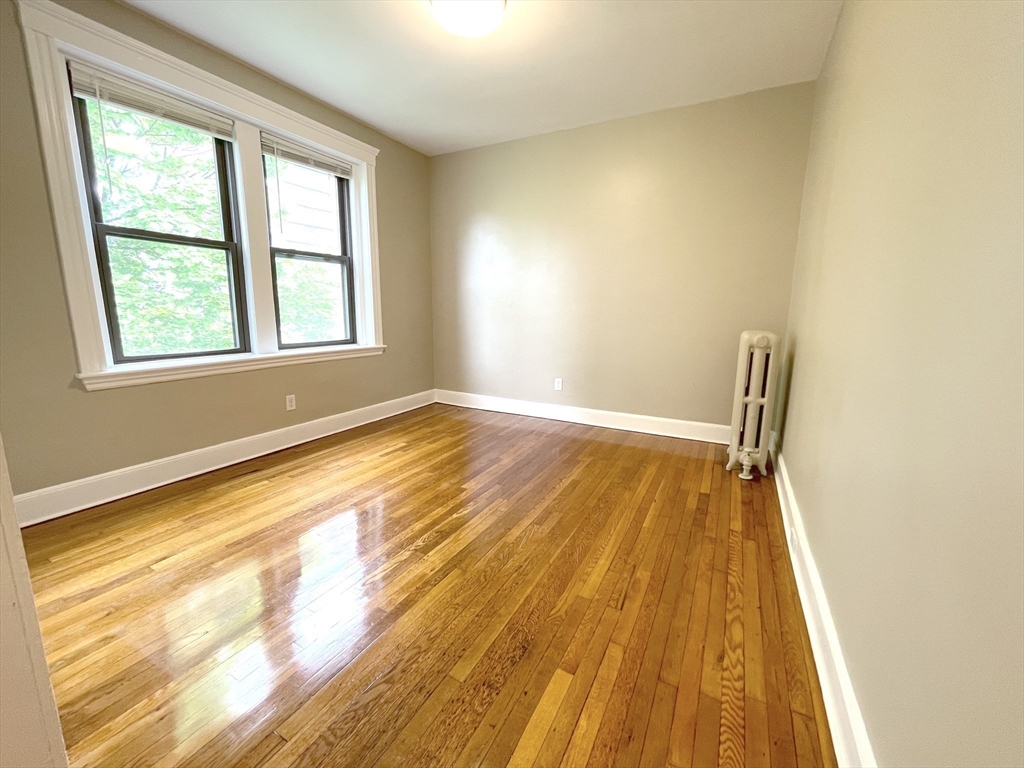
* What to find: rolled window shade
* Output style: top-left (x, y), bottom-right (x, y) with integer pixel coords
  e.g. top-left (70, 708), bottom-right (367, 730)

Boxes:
top-left (261, 133), bottom-right (352, 179)
top-left (69, 61), bottom-right (234, 139)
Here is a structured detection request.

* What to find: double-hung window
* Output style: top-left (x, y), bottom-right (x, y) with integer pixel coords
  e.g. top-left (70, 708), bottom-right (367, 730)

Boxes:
top-left (71, 64), bottom-right (249, 362)
top-left (262, 136), bottom-right (357, 348)
top-left (17, 0), bottom-right (383, 390)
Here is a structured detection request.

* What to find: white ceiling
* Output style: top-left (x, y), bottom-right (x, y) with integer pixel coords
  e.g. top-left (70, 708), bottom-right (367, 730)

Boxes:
top-left (126, 0), bottom-right (842, 156)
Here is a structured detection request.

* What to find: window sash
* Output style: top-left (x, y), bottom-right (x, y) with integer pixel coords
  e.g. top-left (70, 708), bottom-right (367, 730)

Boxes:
top-left (263, 160), bottom-right (356, 349)
top-left (270, 249), bottom-right (357, 348)
top-left (72, 96), bottom-right (251, 363)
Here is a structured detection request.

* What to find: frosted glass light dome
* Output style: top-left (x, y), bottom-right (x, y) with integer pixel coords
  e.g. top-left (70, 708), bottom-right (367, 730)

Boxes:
top-left (431, 0), bottom-right (505, 38)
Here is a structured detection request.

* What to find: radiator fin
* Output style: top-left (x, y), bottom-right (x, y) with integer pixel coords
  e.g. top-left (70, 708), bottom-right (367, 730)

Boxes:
top-left (726, 331), bottom-right (779, 479)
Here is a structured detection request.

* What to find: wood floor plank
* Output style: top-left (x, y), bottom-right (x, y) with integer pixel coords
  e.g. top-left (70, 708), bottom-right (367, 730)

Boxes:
top-left (586, 515), bottom-right (678, 768)
top-left (451, 445), bottom-right (650, 768)
top-left (275, 466), bottom-right (599, 767)
top-left (560, 642), bottom-right (624, 768)
top-left (532, 603), bottom-right (621, 767)
top-left (692, 692), bottom-right (724, 768)
top-left (759, 481), bottom-right (839, 768)
top-left (758, 482), bottom-right (815, 719)
top-left (638, 679), bottom-right (676, 768)
top-left (371, 674), bottom-right (461, 768)
top-left (402, 436), bottom-right (646, 768)
top-left (666, 510), bottom-right (717, 767)
top-left (700, 568), bottom-right (728, 701)
top-left (477, 596), bottom-right (590, 768)
top-left (614, 471), bottom-right (695, 768)
top-left (718, 529), bottom-right (745, 768)
top-left (657, 493), bottom-right (708, 688)
top-left (505, 668), bottom-right (574, 768)
top-left (745, 695), bottom-right (771, 768)
top-left (21, 405), bottom-right (834, 768)
top-left (743, 538), bottom-right (767, 704)
top-left (754, 479), bottom-right (799, 768)
top-left (794, 710), bottom-right (825, 768)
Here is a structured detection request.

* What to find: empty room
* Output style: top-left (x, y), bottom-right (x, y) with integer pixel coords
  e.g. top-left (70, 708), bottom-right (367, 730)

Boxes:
top-left (0, 1), bottom-right (1021, 767)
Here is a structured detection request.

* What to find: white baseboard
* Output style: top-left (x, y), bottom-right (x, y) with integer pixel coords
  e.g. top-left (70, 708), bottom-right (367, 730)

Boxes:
top-left (14, 389), bottom-right (728, 528)
top-left (434, 390), bottom-right (730, 445)
top-left (13, 390), bottom-right (435, 528)
top-left (773, 452), bottom-right (877, 768)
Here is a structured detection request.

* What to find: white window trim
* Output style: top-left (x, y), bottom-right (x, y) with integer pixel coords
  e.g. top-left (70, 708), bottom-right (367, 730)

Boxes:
top-left (16, 0), bottom-right (385, 391)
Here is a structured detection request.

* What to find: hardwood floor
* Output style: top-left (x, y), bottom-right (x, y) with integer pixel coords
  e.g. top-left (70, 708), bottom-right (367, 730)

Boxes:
top-left (22, 404), bottom-right (836, 768)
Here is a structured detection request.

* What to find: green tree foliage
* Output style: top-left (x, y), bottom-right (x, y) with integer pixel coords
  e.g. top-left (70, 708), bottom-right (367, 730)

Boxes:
top-left (275, 257), bottom-right (347, 345)
top-left (86, 98), bottom-right (235, 357)
top-left (85, 98), bottom-right (348, 357)
top-left (107, 237), bottom-right (235, 357)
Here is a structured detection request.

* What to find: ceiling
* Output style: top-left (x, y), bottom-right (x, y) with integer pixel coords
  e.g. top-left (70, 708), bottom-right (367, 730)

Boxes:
top-left (126, 0), bottom-right (842, 156)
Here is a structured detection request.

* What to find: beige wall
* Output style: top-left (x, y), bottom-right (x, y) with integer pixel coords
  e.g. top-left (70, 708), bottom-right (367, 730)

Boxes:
top-left (0, 435), bottom-right (67, 767)
top-left (0, 0), bottom-right (434, 494)
top-left (431, 83), bottom-right (814, 425)
top-left (779, 2), bottom-right (1024, 765)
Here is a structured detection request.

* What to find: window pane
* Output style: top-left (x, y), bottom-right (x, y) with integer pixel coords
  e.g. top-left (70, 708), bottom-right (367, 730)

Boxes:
top-left (275, 256), bottom-right (349, 345)
top-left (107, 236), bottom-right (238, 357)
top-left (84, 98), bottom-right (224, 240)
top-left (264, 156), bottom-right (342, 255)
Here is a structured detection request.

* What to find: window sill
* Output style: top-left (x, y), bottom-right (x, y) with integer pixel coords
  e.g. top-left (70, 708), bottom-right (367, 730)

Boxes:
top-left (76, 344), bottom-right (386, 391)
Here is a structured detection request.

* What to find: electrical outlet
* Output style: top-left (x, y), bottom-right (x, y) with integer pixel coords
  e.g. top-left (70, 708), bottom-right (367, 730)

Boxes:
top-left (554, 378), bottom-right (563, 391)
top-left (286, 394), bottom-right (296, 411)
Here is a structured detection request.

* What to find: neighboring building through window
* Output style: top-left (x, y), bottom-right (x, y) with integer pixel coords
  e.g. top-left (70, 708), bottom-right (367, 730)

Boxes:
top-left (262, 138), bottom-right (356, 348)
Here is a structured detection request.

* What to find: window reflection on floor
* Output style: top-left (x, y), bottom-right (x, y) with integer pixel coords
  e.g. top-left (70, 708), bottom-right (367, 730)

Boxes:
top-left (165, 559), bottom-right (272, 746)
top-left (293, 510), bottom-right (367, 669)
top-left (154, 507), bottom-right (374, 751)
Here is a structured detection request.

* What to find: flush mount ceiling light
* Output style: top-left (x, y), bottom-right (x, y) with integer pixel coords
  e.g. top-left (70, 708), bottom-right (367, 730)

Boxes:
top-left (431, 0), bottom-right (506, 38)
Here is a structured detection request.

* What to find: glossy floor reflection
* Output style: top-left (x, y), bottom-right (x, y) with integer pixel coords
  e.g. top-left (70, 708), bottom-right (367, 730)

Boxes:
top-left (23, 404), bottom-right (836, 767)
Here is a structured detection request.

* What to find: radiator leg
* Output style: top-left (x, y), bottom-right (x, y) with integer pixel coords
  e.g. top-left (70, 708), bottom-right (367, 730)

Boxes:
top-left (739, 453), bottom-right (754, 480)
